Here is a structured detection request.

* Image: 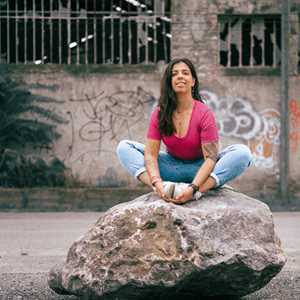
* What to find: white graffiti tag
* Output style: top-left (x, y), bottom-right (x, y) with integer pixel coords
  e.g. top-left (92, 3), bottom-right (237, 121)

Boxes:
top-left (200, 90), bottom-right (280, 172)
top-left (200, 90), bottom-right (262, 140)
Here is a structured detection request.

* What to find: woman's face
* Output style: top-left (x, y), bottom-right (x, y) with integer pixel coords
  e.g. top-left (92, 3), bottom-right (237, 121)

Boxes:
top-left (171, 62), bottom-right (195, 95)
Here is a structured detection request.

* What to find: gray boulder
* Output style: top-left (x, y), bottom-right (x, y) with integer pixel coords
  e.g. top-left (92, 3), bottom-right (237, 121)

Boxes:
top-left (48, 188), bottom-right (286, 299)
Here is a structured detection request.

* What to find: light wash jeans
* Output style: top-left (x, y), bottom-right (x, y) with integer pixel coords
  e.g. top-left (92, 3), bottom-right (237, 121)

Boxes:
top-left (116, 140), bottom-right (253, 187)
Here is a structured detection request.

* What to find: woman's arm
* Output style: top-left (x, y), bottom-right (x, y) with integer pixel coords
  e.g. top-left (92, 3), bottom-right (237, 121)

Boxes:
top-left (192, 141), bottom-right (219, 187)
top-left (145, 138), bottom-right (168, 199)
top-left (145, 138), bottom-right (161, 181)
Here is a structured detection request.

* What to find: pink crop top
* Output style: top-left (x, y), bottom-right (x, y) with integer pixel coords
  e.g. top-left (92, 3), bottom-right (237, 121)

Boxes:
top-left (147, 100), bottom-right (219, 160)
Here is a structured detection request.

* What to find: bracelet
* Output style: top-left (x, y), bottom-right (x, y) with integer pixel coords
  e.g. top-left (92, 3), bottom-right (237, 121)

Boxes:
top-left (188, 183), bottom-right (199, 195)
top-left (151, 177), bottom-right (162, 187)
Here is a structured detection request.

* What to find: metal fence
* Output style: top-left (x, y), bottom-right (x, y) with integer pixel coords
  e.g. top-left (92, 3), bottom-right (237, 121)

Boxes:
top-left (219, 15), bottom-right (281, 68)
top-left (0, 0), bottom-right (171, 64)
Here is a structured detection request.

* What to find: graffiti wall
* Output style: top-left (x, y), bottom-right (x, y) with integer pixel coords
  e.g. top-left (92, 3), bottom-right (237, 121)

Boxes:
top-left (200, 90), bottom-right (280, 174)
top-left (61, 86), bottom-right (156, 185)
top-left (21, 69), bottom-right (300, 195)
top-left (26, 73), bottom-right (158, 186)
top-left (62, 86), bottom-right (156, 161)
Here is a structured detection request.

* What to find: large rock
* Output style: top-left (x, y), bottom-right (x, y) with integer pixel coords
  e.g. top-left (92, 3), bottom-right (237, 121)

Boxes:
top-left (48, 188), bottom-right (286, 299)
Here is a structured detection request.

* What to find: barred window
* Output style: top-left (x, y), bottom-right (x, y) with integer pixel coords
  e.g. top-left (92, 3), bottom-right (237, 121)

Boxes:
top-left (0, 0), bottom-right (171, 65)
top-left (219, 15), bottom-right (281, 68)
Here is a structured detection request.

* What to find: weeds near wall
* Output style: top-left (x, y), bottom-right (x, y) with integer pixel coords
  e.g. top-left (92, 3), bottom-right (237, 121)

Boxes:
top-left (0, 64), bottom-right (67, 187)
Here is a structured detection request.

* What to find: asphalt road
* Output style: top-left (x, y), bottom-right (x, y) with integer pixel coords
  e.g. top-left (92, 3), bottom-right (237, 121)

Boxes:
top-left (0, 212), bottom-right (299, 299)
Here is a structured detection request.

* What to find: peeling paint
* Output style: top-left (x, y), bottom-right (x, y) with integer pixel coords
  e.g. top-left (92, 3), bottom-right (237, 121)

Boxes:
top-left (289, 99), bottom-right (300, 154)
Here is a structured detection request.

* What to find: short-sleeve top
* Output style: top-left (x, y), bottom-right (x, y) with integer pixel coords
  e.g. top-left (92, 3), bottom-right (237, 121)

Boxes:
top-left (147, 100), bottom-right (219, 160)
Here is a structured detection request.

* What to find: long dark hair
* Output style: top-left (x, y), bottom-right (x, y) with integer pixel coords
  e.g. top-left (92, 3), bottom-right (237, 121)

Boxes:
top-left (158, 58), bottom-right (203, 136)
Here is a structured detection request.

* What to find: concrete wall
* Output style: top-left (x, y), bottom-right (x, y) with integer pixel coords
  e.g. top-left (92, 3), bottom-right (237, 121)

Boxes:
top-left (8, 0), bottom-right (300, 199)
top-left (11, 65), bottom-right (162, 187)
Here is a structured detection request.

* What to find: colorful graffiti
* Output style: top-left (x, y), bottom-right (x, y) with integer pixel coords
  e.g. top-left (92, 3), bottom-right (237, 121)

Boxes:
top-left (200, 90), bottom-right (280, 172)
top-left (289, 99), bottom-right (300, 154)
top-left (248, 109), bottom-right (280, 171)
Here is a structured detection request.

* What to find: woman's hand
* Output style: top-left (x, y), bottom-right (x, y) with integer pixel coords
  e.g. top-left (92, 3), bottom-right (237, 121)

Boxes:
top-left (170, 186), bottom-right (194, 204)
top-left (153, 180), bottom-right (169, 201)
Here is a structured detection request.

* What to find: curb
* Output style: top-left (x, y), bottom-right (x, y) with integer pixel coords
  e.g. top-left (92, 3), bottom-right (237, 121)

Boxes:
top-left (0, 187), bottom-right (299, 212)
top-left (0, 187), bottom-right (152, 211)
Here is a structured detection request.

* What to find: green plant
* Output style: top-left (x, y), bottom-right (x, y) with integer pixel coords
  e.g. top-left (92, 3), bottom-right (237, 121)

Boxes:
top-left (0, 64), bottom-right (67, 187)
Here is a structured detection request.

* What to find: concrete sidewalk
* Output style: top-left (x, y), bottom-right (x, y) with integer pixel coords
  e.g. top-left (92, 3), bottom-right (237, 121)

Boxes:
top-left (0, 212), bottom-right (299, 299)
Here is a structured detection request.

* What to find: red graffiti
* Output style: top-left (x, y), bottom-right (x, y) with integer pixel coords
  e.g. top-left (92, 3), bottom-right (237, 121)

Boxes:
top-left (289, 99), bottom-right (300, 153)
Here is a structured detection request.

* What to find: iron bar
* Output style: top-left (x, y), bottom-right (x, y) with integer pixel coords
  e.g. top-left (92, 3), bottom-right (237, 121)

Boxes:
top-left (15, 0), bottom-right (18, 63)
top-left (24, 0), bottom-right (27, 64)
top-left (76, 1), bottom-right (79, 64)
top-left (137, 18), bottom-right (140, 63)
top-left (93, 0), bottom-right (97, 64)
top-left (50, 0), bottom-right (53, 63)
top-left (273, 19), bottom-right (276, 67)
top-left (250, 19), bottom-right (254, 67)
top-left (228, 18), bottom-right (232, 67)
top-left (261, 18), bottom-right (265, 66)
top-left (120, 18), bottom-right (123, 64)
top-left (85, 0), bottom-right (88, 64)
top-left (145, 18), bottom-right (149, 64)
top-left (7, 1), bottom-right (10, 63)
top-left (67, 0), bottom-right (71, 65)
top-left (154, 18), bottom-right (157, 63)
top-left (129, 19), bottom-right (132, 64)
top-left (33, 0), bottom-right (36, 62)
top-left (41, 0), bottom-right (44, 63)
top-left (239, 19), bottom-right (242, 66)
top-left (102, 18), bottom-right (105, 64)
top-left (0, 4), bottom-right (1, 63)
top-left (111, 18), bottom-right (113, 64)
top-left (162, 18), bottom-right (167, 62)
top-left (58, 2), bottom-right (62, 64)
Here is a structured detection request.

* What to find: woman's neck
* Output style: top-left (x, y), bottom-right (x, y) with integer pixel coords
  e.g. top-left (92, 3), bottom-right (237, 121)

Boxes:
top-left (176, 94), bottom-right (194, 112)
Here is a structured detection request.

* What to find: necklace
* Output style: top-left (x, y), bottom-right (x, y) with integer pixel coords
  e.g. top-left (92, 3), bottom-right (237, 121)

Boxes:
top-left (173, 106), bottom-right (193, 136)
top-left (174, 106), bottom-right (193, 117)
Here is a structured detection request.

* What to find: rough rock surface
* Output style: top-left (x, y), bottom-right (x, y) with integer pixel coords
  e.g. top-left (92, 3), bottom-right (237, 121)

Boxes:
top-left (48, 188), bottom-right (286, 299)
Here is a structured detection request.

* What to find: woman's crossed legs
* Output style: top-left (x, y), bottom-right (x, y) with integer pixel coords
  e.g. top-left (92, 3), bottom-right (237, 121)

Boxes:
top-left (116, 140), bottom-right (252, 193)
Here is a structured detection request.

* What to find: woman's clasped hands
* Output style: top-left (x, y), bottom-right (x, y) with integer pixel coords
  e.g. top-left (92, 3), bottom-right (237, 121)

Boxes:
top-left (152, 179), bottom-right (194, 205)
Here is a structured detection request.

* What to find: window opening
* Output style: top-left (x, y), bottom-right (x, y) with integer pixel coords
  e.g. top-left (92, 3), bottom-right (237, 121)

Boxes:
top-left (219, 15), bottom-right (281, 68)
top-left (0, 0), bottom-right (171, 65)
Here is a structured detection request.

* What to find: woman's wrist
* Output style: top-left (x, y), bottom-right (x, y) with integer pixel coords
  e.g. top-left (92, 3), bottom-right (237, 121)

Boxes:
top-left (188, 183), bottom-right (199, 195)
top-left (150, 175), bottom-right (162, 187)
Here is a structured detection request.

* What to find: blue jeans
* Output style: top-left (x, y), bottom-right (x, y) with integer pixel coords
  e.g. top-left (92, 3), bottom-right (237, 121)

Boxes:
top-left (116, 140), bottom-right (253, 187)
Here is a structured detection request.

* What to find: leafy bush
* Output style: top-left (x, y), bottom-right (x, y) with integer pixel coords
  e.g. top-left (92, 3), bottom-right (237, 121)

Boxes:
top-left (0, 152), bottom-right (67, 187)
top-left (0, 64), bottom-right (68, 187)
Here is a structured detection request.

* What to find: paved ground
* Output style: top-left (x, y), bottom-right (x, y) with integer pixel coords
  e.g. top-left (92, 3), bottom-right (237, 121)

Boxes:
top-left (0, 212), bottom-right (299, 299)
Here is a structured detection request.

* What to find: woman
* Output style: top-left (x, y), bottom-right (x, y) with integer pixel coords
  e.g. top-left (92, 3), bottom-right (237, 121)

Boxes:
top-left (117, 58), bottom-right (252, 204)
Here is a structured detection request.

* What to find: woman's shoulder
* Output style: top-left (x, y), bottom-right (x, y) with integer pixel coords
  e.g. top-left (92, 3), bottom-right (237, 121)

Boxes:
top-left (150, 105), bottom-right (160, 116)
top-left (194, 100), bottom-right (211, 113)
